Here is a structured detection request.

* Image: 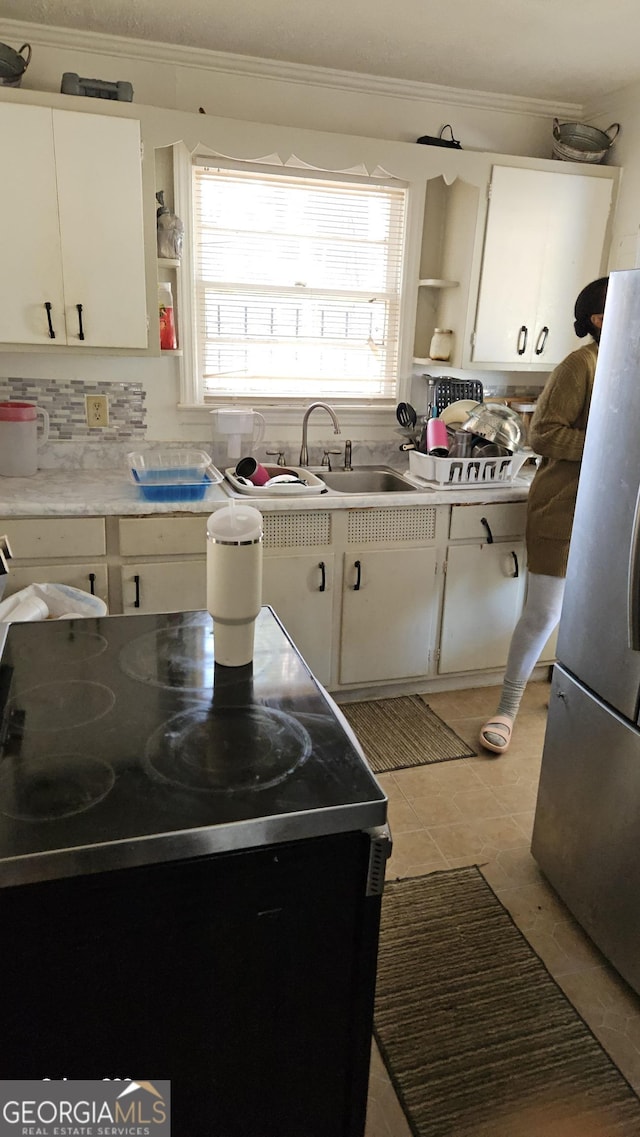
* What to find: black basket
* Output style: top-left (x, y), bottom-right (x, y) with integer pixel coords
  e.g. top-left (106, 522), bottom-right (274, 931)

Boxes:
top-left (433, 378), bottom-right (483, 416)
top-left (416, 124), bottom-right (462, 150)
top-left (61, 72), bottom-right (133, 101)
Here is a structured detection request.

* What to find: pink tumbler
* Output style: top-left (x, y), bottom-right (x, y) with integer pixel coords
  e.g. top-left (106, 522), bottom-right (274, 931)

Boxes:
top-left (426, 415), bottom-right (449, 458)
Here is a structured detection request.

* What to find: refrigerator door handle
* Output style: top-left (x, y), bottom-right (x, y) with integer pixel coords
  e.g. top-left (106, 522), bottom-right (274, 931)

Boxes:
top-left (627, 484), bottom-right (640, 650)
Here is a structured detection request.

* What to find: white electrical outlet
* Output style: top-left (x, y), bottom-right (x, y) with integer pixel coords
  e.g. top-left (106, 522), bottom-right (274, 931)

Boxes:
top-left (85, 394), bottom-right (109, 428)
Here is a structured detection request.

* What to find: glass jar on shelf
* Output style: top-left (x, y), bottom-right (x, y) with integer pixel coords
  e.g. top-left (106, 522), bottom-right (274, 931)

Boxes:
top-left (429, 328), bottom-right (453, 362)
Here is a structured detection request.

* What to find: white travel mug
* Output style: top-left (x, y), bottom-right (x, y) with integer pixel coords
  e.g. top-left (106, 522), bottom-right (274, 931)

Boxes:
top-left (206, 504), bottom-right (263, 666)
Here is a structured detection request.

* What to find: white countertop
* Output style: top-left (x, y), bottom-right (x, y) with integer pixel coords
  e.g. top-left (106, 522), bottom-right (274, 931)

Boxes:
top-left (0, 467), bottom-right (533, 517)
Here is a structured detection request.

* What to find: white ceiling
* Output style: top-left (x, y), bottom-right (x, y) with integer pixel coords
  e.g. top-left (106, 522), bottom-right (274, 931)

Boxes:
top-left (2, 0), bottom-right (639, 105)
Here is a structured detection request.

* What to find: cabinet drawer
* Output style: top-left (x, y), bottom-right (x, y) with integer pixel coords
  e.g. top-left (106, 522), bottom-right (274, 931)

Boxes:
top-left (449, 502), bottom-right (527, 541)
top-left (1, 517), bottom-right (106, 559)
top-left (119, 516), bottom-right (207, 557)
top-left (4, 563), bottom-right (108, 603)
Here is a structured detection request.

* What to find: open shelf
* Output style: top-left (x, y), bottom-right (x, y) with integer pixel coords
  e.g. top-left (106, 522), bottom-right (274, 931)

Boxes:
top-left (418, 278), bottom-right (459, 288)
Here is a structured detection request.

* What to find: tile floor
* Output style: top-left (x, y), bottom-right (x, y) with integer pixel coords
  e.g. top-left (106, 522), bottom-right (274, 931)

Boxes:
top-left (364, 680), bottom-right (640, 1137)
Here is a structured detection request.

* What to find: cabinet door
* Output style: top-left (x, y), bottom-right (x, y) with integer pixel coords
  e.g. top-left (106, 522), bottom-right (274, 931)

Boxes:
top-left (121, 560), bottom-right (206, 614)
top-left (0, 104), bottom-right (66, 345)
top-left (533, 172), bottom-right (612, 364)
top-left (263, 554), bottom-right (334, 686)
top-left (472, 167), bottom-right (612, 366)
top-left (340, 547), bottom-right (437, 685)
top-left (439, 542), bottom-right (526, 674)
top-left (54, 111), bottom-right (148, 348)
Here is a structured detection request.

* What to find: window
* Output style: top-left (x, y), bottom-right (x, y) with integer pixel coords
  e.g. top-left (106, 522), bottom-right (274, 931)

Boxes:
top-left (192, 159), bottom-right (407, 403)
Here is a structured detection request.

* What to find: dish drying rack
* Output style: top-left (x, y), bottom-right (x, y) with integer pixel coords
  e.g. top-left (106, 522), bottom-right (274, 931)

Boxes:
top-left (409, 450), bottom-right (528, 487)
top-left (427, 377), bottom-right (484, 416)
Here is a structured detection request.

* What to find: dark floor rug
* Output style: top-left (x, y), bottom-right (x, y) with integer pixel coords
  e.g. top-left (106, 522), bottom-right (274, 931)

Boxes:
top-left (374, 867), bottom-right (640, 1137)
top-left (340, 695), bottom-right (475, 773)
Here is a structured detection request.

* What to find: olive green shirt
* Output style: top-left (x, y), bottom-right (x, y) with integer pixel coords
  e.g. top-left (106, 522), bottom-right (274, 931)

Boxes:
top-left (526, 340), bottom-right (598, 577)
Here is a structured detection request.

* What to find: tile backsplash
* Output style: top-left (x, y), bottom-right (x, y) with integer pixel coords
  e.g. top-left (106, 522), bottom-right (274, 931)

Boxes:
top-left (0, 379), bottom-right (147, 441)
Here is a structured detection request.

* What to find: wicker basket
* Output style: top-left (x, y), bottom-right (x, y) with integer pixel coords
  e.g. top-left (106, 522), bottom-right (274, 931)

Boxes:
top-left (552, 118), bottom-right (619, 164)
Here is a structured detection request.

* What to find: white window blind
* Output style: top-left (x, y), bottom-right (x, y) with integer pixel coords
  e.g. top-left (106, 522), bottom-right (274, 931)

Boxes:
top-left (193, 162), bottom-right (407, 401)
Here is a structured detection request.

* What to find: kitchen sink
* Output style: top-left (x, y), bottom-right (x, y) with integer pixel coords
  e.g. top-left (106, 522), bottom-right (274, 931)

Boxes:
top-left (318, 466), bottom-right (416, 494)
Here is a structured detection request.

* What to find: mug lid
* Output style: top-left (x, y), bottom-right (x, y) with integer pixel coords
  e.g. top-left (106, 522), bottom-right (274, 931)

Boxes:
top-left (207, 503), bottom-right (263, 542)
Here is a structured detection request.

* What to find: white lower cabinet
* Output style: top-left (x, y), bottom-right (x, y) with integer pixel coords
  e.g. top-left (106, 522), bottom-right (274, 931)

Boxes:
top-left (121, 559), bottom-right (206, 614)
top-left (440, 501), bottom-right (529, 674)
top-left (262, 553), bottom-right (334, 685)
top-left (439, 541), bottom-right (527, 674)
top-left (339, 546), bottom-right (438, 685)
top-left (0, 496), bottom-right (549, 690)
top-left (117, 515), bottom-right (207, 614)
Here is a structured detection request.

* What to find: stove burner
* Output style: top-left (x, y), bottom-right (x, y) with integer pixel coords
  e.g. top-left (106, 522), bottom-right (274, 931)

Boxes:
top-left (56, 629), bottom-right (109, 664)
top-left (4, 681), bottom-right (116, 733)
top-left (0, 753), bottom-right (116, 821)
top-left (119, 622), bottom-right (215, 690)
top-left (146, 703), bottom-right (312, 792)
top-left (119, 618), bottom-right (268, 691)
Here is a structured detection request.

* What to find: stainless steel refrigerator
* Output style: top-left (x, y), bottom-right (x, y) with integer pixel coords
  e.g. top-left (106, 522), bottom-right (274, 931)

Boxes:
top-left (532, 267), bottom-right (640, 997)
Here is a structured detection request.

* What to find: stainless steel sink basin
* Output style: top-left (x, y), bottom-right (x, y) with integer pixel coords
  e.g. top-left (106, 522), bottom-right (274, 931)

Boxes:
top-left (318, 466), bottom-right (416, 494)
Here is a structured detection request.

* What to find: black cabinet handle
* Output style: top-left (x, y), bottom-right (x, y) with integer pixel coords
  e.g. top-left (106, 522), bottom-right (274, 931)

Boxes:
top-left (480, 517), bottom-right (494, 544)
top-left (517, 325), bottom-right (528, 355)
top-left (318, 561), bottom-right (326, 592)
top-left (88, 572), bottom-right (96, 596)
top-left (535, 326), bottom-right (549, 355)
top-left (353, 559), bottom-right (362, 591)
top-left (134, 574), bottom-right (141, 608)
top-left (76, 303), bottom-right (85, 341)
top-left (511, 551), bottom-right (519, 578)
top-left (44, 302), bottom-right (55, 339)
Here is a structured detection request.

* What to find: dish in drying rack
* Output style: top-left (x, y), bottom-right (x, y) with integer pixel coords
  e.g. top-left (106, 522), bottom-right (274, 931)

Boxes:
top-left (438, 400), bottom-right (482, 428)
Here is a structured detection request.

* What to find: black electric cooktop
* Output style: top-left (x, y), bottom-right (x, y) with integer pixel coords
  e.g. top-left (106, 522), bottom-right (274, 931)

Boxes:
top-left (0, 607), bottom-right (386, 887)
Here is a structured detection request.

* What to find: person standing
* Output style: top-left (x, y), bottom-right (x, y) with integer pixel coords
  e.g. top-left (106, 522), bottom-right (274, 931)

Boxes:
top-left (479, 276), bottom-right (609, 755)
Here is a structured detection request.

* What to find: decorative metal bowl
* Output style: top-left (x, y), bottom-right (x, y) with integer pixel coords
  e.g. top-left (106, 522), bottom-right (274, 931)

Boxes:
top-left (460, 404), bottom-right (525, 452)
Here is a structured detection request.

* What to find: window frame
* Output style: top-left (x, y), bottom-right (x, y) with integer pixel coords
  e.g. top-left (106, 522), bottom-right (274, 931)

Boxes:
top-left (175, 146), bottom-right (421, 414)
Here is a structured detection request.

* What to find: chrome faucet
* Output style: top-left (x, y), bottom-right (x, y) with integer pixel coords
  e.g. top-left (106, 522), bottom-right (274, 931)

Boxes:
top-left (343, 440), bottom-right (353, 471)
top-left (299, 402), bottom-right (341, 466)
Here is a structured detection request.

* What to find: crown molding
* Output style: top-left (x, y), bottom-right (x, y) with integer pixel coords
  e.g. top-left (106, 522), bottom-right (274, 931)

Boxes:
top-left (0, 17), bottom-right (583, 120)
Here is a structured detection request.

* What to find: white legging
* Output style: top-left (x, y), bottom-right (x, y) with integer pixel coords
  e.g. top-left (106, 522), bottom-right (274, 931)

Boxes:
top-left (505, 572), bottom-right (566, 687)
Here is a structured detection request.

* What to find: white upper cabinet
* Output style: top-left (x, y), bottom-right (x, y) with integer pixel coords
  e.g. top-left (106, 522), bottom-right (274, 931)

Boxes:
top-left (471, 166), bottom-right (613, 367)
top-left (0, 103), bottom-right (148, 349)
